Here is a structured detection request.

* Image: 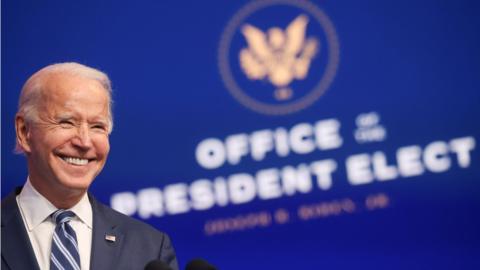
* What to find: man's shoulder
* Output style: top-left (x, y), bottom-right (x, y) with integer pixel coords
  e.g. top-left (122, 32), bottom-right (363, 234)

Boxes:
top-left (89, 194), bottom-right (166, 238)
top-left (1, 190), bottom-right (16, 209)
top-left (1, 187), bottom-right (22, 224)
top-left (88, 195), bottom-right (178, 270)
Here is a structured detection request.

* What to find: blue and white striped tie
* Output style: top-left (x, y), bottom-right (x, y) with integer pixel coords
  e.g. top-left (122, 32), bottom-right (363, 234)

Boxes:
top-left (50, 210), bottom-right (81, 270)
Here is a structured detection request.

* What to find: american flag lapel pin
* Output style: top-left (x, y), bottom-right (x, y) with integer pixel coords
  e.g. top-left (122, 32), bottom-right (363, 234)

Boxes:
top-left (105, 234), bottom-right (116, 242)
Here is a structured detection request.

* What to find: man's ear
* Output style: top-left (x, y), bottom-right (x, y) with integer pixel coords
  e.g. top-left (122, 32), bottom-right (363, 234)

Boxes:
top-left (15, 114), bottom-right (32, 153)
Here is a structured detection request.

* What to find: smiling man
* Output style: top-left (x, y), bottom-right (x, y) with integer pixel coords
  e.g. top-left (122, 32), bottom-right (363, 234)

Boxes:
top-left (1, 63), bottom-right (178, 270)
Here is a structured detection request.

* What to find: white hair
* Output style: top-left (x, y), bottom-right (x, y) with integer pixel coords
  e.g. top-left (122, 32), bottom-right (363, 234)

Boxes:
top-left (15, 62), bottom-right (114, 153)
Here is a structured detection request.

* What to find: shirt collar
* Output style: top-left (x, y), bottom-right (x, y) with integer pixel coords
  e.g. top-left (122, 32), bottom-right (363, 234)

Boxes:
top-left (70, 188), bottom-right (93, 229)
top-left (17, 177), bottom-right (93, 231)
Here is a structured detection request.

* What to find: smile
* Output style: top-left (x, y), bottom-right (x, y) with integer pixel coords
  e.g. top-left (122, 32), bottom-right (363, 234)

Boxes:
top-left (60, 156), bottom-right (91, 166)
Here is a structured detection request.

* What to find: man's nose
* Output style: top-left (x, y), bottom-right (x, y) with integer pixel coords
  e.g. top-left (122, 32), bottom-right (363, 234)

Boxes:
top-left (72, 124), bottom-right (93, 149)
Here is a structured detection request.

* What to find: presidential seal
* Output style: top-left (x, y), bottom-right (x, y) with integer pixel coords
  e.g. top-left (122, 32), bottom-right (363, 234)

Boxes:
top-left (218, 0), bottom-right (340, 115)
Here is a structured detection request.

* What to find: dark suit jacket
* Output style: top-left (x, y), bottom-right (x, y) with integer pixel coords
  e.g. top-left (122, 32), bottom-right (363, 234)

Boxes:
top-left (1, 187), bottom-right (179, 270)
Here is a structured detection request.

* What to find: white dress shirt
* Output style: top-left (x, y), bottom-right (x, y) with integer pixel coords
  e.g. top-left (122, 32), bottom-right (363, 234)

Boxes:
top-left (16, 178), bottom-right (93, 270)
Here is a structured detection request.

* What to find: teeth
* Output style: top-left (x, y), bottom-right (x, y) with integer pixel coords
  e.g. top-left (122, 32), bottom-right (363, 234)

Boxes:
top-left (62, 157), bottom-right (89, 165)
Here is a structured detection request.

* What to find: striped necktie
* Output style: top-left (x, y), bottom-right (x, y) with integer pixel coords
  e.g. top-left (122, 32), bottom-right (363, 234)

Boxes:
top-left (50, 210), bottom-right (81, 270)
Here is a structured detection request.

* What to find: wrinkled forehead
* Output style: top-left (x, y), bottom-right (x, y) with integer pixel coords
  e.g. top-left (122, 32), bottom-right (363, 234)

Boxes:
top-left (39, 73), bottom-right (111, 113)
top-left (42, 72), bottom-right (106, 94)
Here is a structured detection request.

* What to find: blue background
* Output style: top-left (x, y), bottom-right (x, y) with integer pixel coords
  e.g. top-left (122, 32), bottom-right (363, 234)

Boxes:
top-left (2, 0), bottom-right (480, 269)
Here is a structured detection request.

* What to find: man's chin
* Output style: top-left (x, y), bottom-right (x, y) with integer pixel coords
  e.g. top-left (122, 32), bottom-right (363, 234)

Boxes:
top-left (56, 176), bottom-right (95, 193)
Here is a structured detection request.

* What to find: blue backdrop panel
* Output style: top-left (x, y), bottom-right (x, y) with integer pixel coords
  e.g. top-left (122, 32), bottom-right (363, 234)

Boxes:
top-left (2, 1), bottom-right (480, 269)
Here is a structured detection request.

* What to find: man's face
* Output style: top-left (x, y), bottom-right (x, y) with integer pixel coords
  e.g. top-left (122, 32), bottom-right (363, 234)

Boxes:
top-left (23, 73), bottom-right (110, 197)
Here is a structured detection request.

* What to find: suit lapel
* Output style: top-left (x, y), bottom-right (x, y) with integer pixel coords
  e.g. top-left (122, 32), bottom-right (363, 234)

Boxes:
top-left (1, 188), bottom-right (40, 270)
top-left (89, 194), bottom-right (125, 270)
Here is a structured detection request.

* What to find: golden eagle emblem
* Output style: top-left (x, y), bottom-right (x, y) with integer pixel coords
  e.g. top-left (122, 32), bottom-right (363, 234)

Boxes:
top-left (239, 14), bottom-right (319, 100)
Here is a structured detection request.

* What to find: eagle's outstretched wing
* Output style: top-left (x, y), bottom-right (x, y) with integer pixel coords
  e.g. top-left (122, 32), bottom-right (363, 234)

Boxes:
top-left (240, 48), bottom-right (267, 79)
top-left (294, 38), bottom-right (319, 79)
top-left (284, 15), bottom-right (309, 56)
top-left (241, 24), bottom-right (272, 61)
top-left (240, 24), bottom-right (272, 80)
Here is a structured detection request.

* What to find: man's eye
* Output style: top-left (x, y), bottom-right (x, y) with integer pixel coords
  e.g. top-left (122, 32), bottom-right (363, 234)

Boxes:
top-left (92, 124), bottom-right (107, 131)
top-left (59, 121), bottom-right (74, 127)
